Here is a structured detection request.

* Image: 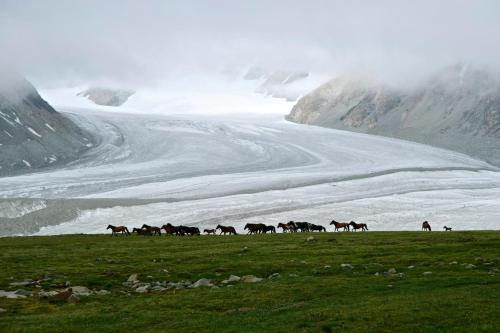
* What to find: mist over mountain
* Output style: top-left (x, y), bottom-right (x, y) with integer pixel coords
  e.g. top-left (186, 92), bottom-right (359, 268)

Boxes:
top-left (0, 71), bottom-right (93, 175)
top-left (287, 65), bottom-right (500, 165)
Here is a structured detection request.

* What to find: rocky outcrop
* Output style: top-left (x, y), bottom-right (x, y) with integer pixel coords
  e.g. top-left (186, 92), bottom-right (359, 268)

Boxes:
top-left (244, 66), bottom-right (309, 101)
top-left (78, 87), bottom-right (135, 106)
top-left (0, 72), bottom-right (93, 176)
top-left (287, 65), bottom-right (500, 165)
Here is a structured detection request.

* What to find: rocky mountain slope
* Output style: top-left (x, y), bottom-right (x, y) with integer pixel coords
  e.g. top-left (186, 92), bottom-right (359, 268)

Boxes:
top-left (78, 87), bottom-right (135, 106)
top-left (287, 65), bottom-right (500, 165)
top-left (0, 72), bottom-right (93, 176)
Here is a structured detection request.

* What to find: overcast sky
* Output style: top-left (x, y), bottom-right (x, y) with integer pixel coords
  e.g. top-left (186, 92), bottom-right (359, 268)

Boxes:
top-left (1, 0), bottom-right (500, 86)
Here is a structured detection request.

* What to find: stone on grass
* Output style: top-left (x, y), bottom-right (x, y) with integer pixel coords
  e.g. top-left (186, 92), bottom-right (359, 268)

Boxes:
top-left (222, 275), bottom-right (241, 284)
top-left (67, 294), bottom-right (80, 304)
top-left (135, 286), bottom-right (149, 293)
top-left (240, 275), bottom-right (263, 283)
top-left (127, 274), bottom-right (139, 283)
top-left (9, 279), bottom-right (34, 287)
top-left (71, 286), bottom-right (91, 296)
top-left (0, 290), bottom-right (27, 299)
top-left (407, 265), bottom-right (415, 269)
top-left (306, 236), bottom-right (315, 242)
top-left (423, 271), bottom-right (433, 275)
top-left (14, 289), bottom-right (32, 297)
top-left (465, 264), bottom-right (476, 269)
top-left (387, 268), bottom-right (397, 274)
top-left (449, 261), bottom-right (458, 265)
top-left (324, 265), bottom-right (331, 269)
top-left (191, 278), bottom-right (213, 288)
top-left (0, 308), bottom-right (6, 313)
top-left (96, 290), bottom-right (110, 295)
top-left (268, 273), bottom-right (280, 279)
top-left (340, 264), bottom-right (353, 269)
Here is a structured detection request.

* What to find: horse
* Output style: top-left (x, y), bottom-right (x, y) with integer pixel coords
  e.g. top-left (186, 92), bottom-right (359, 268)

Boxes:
top-left (291, 221), bottom-right (310, 232)
top-left (330, 220), bottom-right (350, 232)
top-left (132, 227), bottom-right (152, 236)
top-left (278, 223), bottom-right (293, 233)
top-left (286, 221), bottom-right (298, 232)
top-left (179, 226), bottom-right (200, 236)
top-left (216, 224), bottom-right (237, 235)
top-left (141, 224), bottom-right (162, 236)
top-left (443, 226), bottom-right (452, 231)
top-left (309, 224), bottom-right (326, 232)
top-left (244, 223), bottom-right (265, 235)
top-left (349, 221), bottom-right (368, 232)
top-left (106, 224), bottom-right (130, 236)
top-left (161, 223), bottom-right (179, 235)
top-left (263, 225), bottom-right (276, 233)
top-left (204, 228), bottom-right (216, 235)
top-left (422, 221), bottom-right (431, 231)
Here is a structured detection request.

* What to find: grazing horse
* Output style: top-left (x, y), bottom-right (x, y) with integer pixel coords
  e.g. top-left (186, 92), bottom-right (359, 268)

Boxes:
top-left (204, 229), bottom-right (216, 235)
top-left (161, 223), bottom-right (179, 235)
top-left (309, 224), bottom-right (326, 232)
top-left (443, 226), bottom-right (452, 231)
top-left (349, 221), bottom-right (368, 232)
top-left (132, 227), bottom-right (152, 236)
top-left (291, 221), bottom-right (310, 232)
top-left (422, 221), bottom-right (431, 231)
top-left (277, 223), bottom-right (293, 233)
top-left (244, 223), bottom-right (265, 234)
top-left (263, 225), bottom-right (276, 233)
top-left (330, 220), bottom-right (350, 232)
top-left (216, 224), bottom-right (237, 235)
top-left (106, 224), bottom-right (130, 236)
top-left (141, 224), bottom-right (162, 236)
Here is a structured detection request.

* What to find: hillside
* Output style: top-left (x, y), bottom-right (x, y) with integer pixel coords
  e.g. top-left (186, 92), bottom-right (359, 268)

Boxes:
top-left (0, 72), bottom-right (93, 175)
top-left (0, 232), bottom-right (498, 333)
top-left (286, 65), bottom-right (500, 165)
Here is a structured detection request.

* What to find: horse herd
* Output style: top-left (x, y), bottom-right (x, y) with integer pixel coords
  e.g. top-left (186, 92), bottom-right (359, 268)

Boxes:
top-left (106, 220), bottom-right (444, 236)
top-left (106, 220), bottom-right (369, 236)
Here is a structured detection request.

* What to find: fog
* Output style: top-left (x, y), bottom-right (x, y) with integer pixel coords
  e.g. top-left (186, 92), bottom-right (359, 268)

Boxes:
top-left (1, 0), bottom-right (500, 87)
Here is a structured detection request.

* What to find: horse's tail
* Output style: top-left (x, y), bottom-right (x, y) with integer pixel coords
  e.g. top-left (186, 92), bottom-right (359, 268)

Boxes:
top-left (125, 227), bottom-right (131, 235)
top-left (428, 225), bottom-right (431, 231)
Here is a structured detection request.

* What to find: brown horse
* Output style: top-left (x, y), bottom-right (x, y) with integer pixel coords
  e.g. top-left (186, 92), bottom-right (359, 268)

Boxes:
top-left (141, 224), bottom-right (162, 236)
top-left (204, 228), bottom-right (216, 235)
top-left (244, 223), bottom-right (265, 234)
top-left (262, 225), bottom-right (276, 233)
top-left (132, 227), bottom-right (152, 236)
top-left (330, 220), bottom-right (350, 232)
top-left (349, 221), bottom-right (368, 232)
top-left (443, 226), bottom-right (452, 231)
top-left (107, 224), bottom-right (130, 236)
top-left (422, 221), bottom-right (431, 231)
top-left (278, 223), bottom-right (293, 233)
top-left (161, 223), bottom-right (179, 235)
top-left (216, 224), bottom-right (237, 235)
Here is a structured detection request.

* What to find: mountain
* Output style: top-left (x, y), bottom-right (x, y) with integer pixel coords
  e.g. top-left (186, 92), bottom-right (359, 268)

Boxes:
top-left (0, 72), bottom-right (93, 175)
top-left (286, 65), bottom-right (500, 166)
top-left (78, 87), bottom-right (135, 106)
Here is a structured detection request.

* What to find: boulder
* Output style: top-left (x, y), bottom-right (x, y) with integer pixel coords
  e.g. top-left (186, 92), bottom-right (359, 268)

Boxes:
top-left (71, 286), bottom-right (91, 296)
top-left (190, 278), bottom-right (213, 288)
top-left (240, 275), bottom-right (263, 283)
top-left (340, 264), bottom-right (354, 269)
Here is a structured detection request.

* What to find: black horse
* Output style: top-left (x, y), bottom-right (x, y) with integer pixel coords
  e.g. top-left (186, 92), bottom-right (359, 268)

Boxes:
top-left (309, 224), bottom-right (326, 232)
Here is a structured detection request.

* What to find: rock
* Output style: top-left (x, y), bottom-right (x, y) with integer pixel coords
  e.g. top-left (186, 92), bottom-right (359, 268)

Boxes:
top-left (340, 264), bottom-right (354, 269)
top-left (38, 290), bottom-right (59, 298)
top-left (423, 271), bottom-right (433, 275)
top-left (67, 294), bottom-right (80, 304)
top-left (465, 264), bottom-right (476, 269)
top-left (151, 286), bottom-right (166, 292)
top-left (398, 273), bottom-right (405, 278)
top-left (222, 275), bottom-right (241, 284)
top-left (289, 274), bottom-right (298, 277)
top-left (71, 286), bottom-right (91, 296)
top-left (407, 265), bottom-right (415, 269)
top-left (268, 273), bottom-right (280, 279)
top-left (300, 260), bottom-right (307, 264)
top-left (9, 279), bottom-right (34, 287)
top-left (387, 268), bottom-right (397, 274)
top-left (387, 284), bottom-right (393, 288)
top-left (14, 289), bottom-right (32, 297)
top-left (449, 261), bottom-right (458, 265)
top-left (135, 286), bottom-right (149, 293)
top-left (191, 278), bottom-right (213, 288)
top-left (374, 272), bottom-right (380, 276)
top-left (0, 308), bottom-right (6, 313)
top-left (0, 290), bottom-right (26, 299)
top-left (240, 275), bottom-right (263, 283)
top-left (306, 236), bottom-right (315, 242)
top-left (324, 265), bottom-right (331, 269)
top-left (41, 288), bottom-right (73, 302)
top-left (95, 290), bottom-right (110, 295)
top-left (127, 274), bottom-right (139, 284)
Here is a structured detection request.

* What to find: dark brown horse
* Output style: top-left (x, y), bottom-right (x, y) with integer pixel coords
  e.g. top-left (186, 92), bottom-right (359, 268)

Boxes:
top-left (330, 220), bottom-right (350, 232)
top-left (349, 221), bottom-right (368, 232)
top-left (244, 223), bottom-right (265, 234)
top-left (291, 221), bottom-right (310, 232)
top-left (132, 227), bottom-right (152, 236)
top-left (309, 224), bottom-right (326, 232)
top-left (179, 226), bottom-right (200, 236)
top-left (263, 225), bottom-right (276, 233)
top-left (216, 224), bottom-right (237, 235)
top-left (204, 228), bottom-right (216, 235)
top-left (141, 224), bottom-right (162, 236)
top-left (107, 224), bottom-right (130, 236)
top-left (161, 223), bottom-right (179, 235)
top-left (422, 221), bottom-right (431, 231)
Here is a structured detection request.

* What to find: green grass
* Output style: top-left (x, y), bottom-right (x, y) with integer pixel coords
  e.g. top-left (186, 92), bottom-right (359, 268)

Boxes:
top-left (0, 231), bottom-right (499, 332)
